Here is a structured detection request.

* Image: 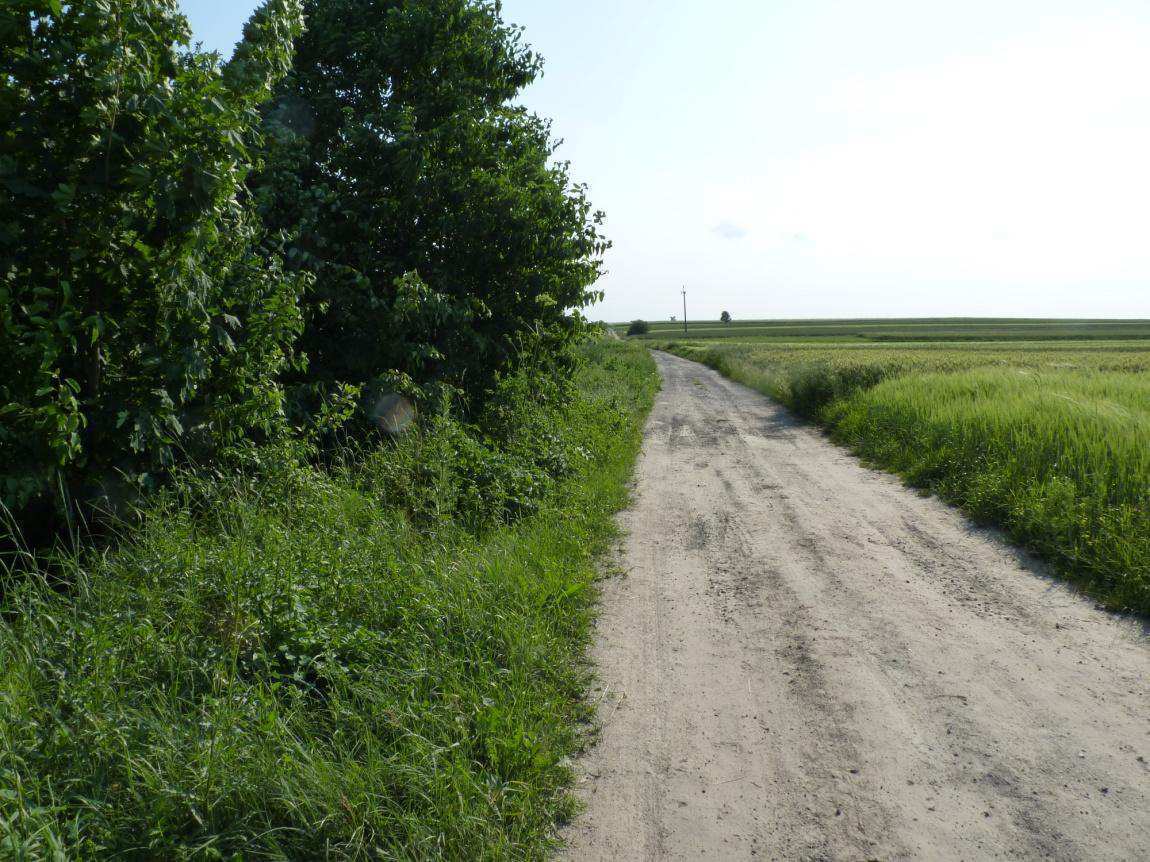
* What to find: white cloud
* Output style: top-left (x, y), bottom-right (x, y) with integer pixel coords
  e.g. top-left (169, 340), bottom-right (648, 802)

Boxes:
top-left (713, 221), bottom-right (748, 240)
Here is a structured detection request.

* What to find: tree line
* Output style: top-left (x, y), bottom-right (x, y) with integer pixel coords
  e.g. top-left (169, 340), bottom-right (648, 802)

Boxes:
top-left (0, 0), bottom-right (607, 536)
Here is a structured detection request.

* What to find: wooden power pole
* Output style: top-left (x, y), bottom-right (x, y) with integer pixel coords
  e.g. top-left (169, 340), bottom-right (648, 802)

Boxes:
top-left (682, 286), bottom-right (688, 335)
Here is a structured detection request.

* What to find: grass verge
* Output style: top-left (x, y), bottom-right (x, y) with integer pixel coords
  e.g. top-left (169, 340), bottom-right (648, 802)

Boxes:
top-left (0, 340), bottom-right (658, 860)
top-left (662, 341), bottom-right (1150, 615)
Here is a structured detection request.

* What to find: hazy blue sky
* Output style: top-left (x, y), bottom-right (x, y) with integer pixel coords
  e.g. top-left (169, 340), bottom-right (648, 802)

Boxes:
top-left (184, 0), bottom-right (1150, 321)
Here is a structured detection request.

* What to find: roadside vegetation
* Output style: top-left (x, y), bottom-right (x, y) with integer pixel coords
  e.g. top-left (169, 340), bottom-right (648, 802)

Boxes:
top-left (1, 1), bottom-right (656, 857)
top-left (2, 0), bottom-right (607, 536)
top-left (662, 335), bottom-right (1150, 615)
top-left (1, 340), bottom-right (657, 858)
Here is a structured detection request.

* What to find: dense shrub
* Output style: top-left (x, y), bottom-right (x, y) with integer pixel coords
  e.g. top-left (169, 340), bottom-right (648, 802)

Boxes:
top-left (0, 0), bottom-right (306, 525)
top-left (254, 0), bottom-right (609, 413)
top-left (627, 319), bottom-right (650, 336)
top-left (354, 356), bottom-right (580, 532)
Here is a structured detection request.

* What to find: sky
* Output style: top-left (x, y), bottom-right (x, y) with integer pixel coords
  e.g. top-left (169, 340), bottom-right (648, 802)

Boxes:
top-left (183, 0), bottom-right (1150, 322)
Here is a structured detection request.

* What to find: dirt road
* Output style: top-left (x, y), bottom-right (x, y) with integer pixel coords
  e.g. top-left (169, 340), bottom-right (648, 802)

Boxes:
top-left (564, 351), bottom-right (1149, 860)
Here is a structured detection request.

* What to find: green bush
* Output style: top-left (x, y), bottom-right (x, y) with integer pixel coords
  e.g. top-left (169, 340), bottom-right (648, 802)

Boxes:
top-left (0, 0), bottom-right (307, 525)
top-left (626, 319), bottom-right (650, 336)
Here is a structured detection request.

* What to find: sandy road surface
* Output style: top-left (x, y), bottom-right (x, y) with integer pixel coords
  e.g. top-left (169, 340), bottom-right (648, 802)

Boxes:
top-left (563, 351), bottom-right (1149, 860)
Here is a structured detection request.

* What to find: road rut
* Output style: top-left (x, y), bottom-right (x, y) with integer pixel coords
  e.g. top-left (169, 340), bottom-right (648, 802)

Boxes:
top-left (563, 350), bottom-right (1149, 860)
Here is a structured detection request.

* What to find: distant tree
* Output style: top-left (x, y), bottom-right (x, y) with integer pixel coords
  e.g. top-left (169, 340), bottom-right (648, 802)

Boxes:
top-left (627, 320), bottom-right (650, 336)
top-left (721, 310), bottom-right (732, 324)
top-left (670, 315), bottom-right (676, 322)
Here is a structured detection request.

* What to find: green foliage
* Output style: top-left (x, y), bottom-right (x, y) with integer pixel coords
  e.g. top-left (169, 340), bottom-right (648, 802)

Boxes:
top-left (0, 0), bottom-right (306, 521)
top-left (255, 0), bottom-right (609, 411)
top-left (720, 310), bottom-right (731, 324)
top-left (626, 319), bottom-right (650, 336)
top-left (667, 340), bottom-right (1150, 613)
top-left (0, 341), bottom-right (658, 859)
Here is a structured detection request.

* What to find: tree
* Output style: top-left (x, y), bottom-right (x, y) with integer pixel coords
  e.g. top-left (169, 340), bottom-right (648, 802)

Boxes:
top-left (256, 0), bottom-right (609, 414)
top-left (720, 310), bottom-right (732, 324)
top-left (0, 0), bottom-right (306, 523)
top-left (626, 320), bottom-right (650, 336)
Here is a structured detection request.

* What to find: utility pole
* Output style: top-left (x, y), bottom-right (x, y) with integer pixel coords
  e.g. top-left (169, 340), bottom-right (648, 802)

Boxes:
top-left (681, 286), bottom-right (688, 335)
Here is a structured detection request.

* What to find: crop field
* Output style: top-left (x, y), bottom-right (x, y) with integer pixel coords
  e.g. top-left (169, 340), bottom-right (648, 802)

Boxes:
top-left (652, 321), bottom-right (1150, 613)
top-left (620, 317), bottom-right (1150, 342)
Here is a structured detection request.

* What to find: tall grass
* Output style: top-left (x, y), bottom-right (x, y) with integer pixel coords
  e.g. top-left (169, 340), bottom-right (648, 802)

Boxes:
top-left (665, 341), bottom-right (1150, 614)
top-left (0, 340), bottom-right (658, 860)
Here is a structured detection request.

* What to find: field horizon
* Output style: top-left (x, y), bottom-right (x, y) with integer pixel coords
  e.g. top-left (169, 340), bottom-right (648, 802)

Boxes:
top-left (613, 316), bottom-right (1150, 344)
